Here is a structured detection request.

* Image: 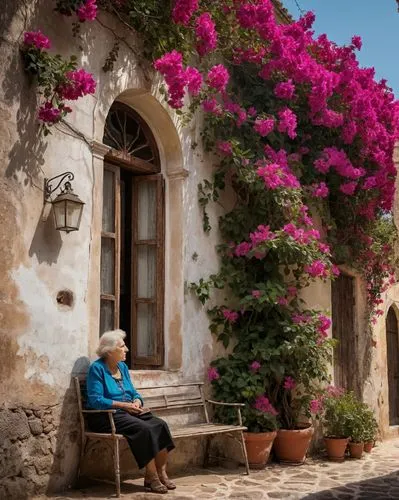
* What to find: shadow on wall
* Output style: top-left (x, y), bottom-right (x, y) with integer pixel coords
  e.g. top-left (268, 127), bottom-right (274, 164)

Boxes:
top-left (2, 3), bottom-right (48, 184)
top-left (46, 356), bottom-right (90, 495)
top-left (28, 207), bottom-right (62, 264)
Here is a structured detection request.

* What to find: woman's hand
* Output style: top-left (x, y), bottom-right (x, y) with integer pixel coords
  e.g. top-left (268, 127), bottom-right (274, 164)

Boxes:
top-left (112, 400), bottom-right (142, 413)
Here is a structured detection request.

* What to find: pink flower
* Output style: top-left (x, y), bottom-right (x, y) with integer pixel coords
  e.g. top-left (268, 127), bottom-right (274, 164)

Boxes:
top-left (172, 0), bottom-right (199, 25)
top-left (254, 118), bottom-right (274, 137)
top-left (38, 102), bottom-right (61, 123)
top-left (351, 35), bottom-right (362, 50)
top-left (277, 108), bottom-right (297, 139)
top-left (57, 69), bottom-right (96, 100)
top-left (277, 297), bottom-right (288, 306)
top-left (251, 290), bottom-right (262, 299)
top-left (207, 367), bottom-right (220, 382)
top-left (287, 286), bottom-right (297, 297)
top-left (250, 361), bottom-right (261, 372)
top-left (77, 0), bottom-right (97, 21)
top-left (311, 182), bottom-right (329, 198)
top-left (222, 309), bottom-right (239, 323)
top-left (326, 386), bottom-right (345, 398)
top-left (254, 395), bottom-right (278, 416)
top-left (185, 66), bottom-right (203, 95)
top-left (195, 12), bottom-right (218, 56)
top-left (310, 399), bottom-right (323, 414)
top-left (249, 224), bottom-right (275, 245)
top-left (202, 97), bottom-right (222, 115)
top-left (305, 260), bottom-right (328, 278)
top-left (23, 30), bottom-right (51, 50)
top-left (207, 65), bottom-right (229, 92)
top-left (234, 241), bottom-right (252, 257)
top-left (218, 141), bottom-right (233, 156)
top-left (283, 376), bottom-right (296, 390)
top-left (274, 79), bottom-right (295, 100)
top-left (332, 265), bottom-right (340, 277)
top-left (339, 181), bottom-right (357, 195)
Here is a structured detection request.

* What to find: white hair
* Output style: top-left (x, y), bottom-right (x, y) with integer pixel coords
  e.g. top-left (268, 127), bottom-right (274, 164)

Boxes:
top-left (96, 329), bottom-right (126, 358)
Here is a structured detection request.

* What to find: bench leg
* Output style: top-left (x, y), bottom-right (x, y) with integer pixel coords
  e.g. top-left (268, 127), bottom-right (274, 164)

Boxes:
top-left (77, 437), bottom-right (88, 481)
top-left (113, 438), bottom-right (121, 497)
top-left (239, 431), bottom-right (250, 475)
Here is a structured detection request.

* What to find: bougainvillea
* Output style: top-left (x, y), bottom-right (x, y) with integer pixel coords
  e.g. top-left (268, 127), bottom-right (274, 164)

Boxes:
top-left (23, 0), bottom-right (399, 429)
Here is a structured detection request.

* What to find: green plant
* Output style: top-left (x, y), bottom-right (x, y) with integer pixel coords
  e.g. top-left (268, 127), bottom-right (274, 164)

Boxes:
top-left (322, 390), bottom-right (358, 439)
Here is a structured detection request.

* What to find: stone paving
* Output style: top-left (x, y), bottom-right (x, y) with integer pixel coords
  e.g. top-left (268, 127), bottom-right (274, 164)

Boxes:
top-left (36, 439), bottom-right (399, 500)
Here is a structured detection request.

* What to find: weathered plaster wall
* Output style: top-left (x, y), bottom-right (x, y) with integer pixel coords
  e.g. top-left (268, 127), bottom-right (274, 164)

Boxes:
top-left (0, 0), bottom-right (230, 496)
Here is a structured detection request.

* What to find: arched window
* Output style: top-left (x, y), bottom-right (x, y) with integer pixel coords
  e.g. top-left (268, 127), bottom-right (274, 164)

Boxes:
top-left (100, 102), bottom-right (164, 368)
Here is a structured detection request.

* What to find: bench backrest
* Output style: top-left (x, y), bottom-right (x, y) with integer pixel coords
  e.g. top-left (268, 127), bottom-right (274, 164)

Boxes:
top-left (74, 377), bottom-right (209, 432)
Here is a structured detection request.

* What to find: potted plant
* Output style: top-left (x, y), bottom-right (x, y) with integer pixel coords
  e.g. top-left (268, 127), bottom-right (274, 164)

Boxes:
top-left (344, 394), bottom-right (368, 459)
top-left (320, 387), bottom-right (352, 462)
top-left (207, 360), bottom-right (278, 469)
top-left (362, 406), bottom-right (378, 453)
top-left (242, 397), bottom-right (279, 468)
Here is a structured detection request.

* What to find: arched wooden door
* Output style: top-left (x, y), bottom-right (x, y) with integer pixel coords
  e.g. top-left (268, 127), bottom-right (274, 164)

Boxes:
top-left (386, 307), bottom-right (399, 425)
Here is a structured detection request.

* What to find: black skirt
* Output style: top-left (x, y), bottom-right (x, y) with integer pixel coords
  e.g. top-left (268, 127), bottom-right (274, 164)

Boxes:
top-left (87, 411), bottom-right (175, 469)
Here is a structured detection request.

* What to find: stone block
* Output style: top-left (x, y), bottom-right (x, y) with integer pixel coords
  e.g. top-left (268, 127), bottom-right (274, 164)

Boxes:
top-left (34, 455), bottom-right (53, 475)
top-left (28, 418), bottom-right (43, 436)
top-left (0, 409), bottom-right (30, 442)
top-left (1, 476), bottom-right (28, 500)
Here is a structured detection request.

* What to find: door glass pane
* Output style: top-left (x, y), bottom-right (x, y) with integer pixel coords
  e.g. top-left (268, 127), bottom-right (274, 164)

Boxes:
top-left (100, 299), bottom-right (114, 334)
top-left (137, 246), bottom-right (156, 298)
top-left (137, 182), bottom-right (156, 240)
top-left (101, 237), bottom-right (115, 294)
top-left (103, 169), bottom-right (115, 233)
top-left (136, 303), bottom-right (156, 357)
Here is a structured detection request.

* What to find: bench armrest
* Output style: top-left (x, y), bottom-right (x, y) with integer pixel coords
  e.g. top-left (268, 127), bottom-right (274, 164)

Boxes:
top-left (82, 409), bottom-right (117, 434)
top-left (82, 409), bottom-right (117, 414)
top-left (206, 399), bottom-right (245, 407)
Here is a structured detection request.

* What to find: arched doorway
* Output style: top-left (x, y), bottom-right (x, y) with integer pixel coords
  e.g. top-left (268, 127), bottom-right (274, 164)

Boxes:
top-left (386, 307), bottom-right (399, 425)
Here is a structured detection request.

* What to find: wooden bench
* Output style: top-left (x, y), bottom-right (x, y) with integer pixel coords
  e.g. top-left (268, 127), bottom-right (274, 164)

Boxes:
top-left (75, 377), bottom-right (249, 497)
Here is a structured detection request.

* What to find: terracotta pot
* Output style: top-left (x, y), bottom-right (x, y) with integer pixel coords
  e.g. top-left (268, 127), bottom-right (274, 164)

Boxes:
top-left (364, 441), bottom-right (373, 453)
top-left (244, 431), bottom-right (277, 469)
top-left (273, 426), bottom-right (314, 464)
top-left (324, 437), bottom-right (349, 462)
top-left (348, 441), bottom-right (364, 459)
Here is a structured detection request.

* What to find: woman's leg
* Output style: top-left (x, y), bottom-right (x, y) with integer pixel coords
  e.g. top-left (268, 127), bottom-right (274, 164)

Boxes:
top-left (155, 449), bottom-right (176, 489)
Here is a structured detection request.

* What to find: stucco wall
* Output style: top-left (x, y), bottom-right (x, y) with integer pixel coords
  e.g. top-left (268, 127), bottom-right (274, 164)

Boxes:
top-left (0, 1), bottom-right (228, 496)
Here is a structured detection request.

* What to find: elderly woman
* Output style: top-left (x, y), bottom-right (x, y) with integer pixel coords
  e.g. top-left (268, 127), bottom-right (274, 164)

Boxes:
top-left (86, 330), bottom-right (175, 494)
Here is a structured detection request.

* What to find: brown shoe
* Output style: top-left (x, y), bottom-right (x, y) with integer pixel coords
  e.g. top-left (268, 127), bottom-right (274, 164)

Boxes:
top-left (144, 478), bottom-right (168, 494)
top-left (160, 477), bottom-right (176, 490)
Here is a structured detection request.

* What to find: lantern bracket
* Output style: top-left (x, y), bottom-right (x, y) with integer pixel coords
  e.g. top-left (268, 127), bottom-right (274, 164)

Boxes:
top-left (44, 172), bottom-right (75, 202)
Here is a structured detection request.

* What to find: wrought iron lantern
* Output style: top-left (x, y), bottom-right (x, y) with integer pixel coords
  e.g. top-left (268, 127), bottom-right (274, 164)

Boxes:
top-left (44, 172), bottom-right (85, 233)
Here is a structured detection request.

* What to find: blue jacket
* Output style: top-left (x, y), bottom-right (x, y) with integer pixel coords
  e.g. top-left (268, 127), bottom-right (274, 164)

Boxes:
top-left (86, 359), bottom-right (143, 410)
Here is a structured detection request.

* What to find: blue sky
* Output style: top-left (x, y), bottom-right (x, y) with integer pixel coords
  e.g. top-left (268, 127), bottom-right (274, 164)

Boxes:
top-left (281, 0), bottom-right (399, 96)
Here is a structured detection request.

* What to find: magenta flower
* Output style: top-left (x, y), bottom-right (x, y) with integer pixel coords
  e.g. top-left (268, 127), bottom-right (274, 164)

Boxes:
top-left (277, 297), bottom-right (288, 306)
top-left (311, 182), bottom-right (329, 198)
top-left (195, 12), bottom-right (218, 56)
top-left (274, 80), bottom-right (295, 100)
top-left (283, 376), bottom-right (296, 390)
top-left (254, 395), bottom-right (278, 415)
top-left (254, 118), bottom-right (274, 137)
top-left (207, 367), bottom-right (220, 382)
top-left (218, 141), bottom-right (233, 156)
top-left (251, 290), bottom-right (262, 299)
top-left (277, 108), bottom-right (297, 139)
top-left (172, 0), bottom-right (199, 25)
top-left (23, 30), bottom-right (51, 50)
top-left (222, 309), bottom-right (239, 323)
top-left (185, 66), bottom-right (203, 96)
top-left (77, 0), bottom-right (97, 21)
top-left (207, 65), bottom-right (229, 92)
top-left (234, 241), bottom-right (252, 257)
top-left (339, 181), bottom-right (357, 195)
top-left (305, 260), bottom-right (328, 278)
top-left (202, 97), bottom-right (222, 115)
top-left (58, 69), bottom-right (96, 100)
top-left (310, 399), bottom-right (323, 414)
top-left (38, 102), bottom-right (61, 124)
top-left (250, 361), bottom-right (261, 372)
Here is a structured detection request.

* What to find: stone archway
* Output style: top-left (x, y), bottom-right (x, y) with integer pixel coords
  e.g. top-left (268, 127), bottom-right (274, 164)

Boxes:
top-left (386, 307), bottom-right (399, 425)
